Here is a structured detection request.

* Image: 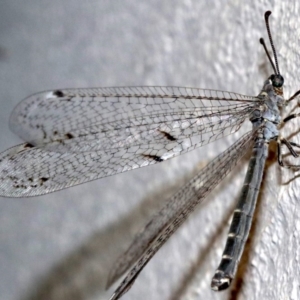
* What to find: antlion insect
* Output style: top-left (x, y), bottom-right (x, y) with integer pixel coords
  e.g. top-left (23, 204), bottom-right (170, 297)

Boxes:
top-left (1, 11), bottom-right (300, 299)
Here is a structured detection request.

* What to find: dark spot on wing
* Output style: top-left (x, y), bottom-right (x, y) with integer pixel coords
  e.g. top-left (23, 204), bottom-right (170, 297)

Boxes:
top-left (142, 154), bottom-right (164, 162)
top-left (24, 143), bottom-right (34, 148)
top-left (39, 177), bottom-right (49, 186)
top-left (53, 130), bottom-right (58, 135)
top-left (14, 184), bottom-right (27, 189)
top-left (65, 133), bottom-right (74, 139)
top-left (53, 90), bottom-right (64, 97)
top-left (13, 177), bottom-right (49, 190)
top-left (159, 130), bottom-right (177, 141)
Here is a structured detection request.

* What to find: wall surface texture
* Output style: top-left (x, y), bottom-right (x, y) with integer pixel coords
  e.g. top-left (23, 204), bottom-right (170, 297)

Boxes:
top-left (0, 1), bottom-right (299, 300)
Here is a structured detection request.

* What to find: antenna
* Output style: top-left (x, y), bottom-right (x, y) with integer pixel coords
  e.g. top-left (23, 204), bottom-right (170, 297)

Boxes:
top-left (263, 10), bottom-right (280, 75)
top-left (259, 38), bottom-right (277, 74)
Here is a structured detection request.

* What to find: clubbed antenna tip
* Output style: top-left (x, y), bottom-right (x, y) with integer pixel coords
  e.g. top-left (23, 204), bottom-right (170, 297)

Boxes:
top-left (263, 10), bottom-right (280, 75)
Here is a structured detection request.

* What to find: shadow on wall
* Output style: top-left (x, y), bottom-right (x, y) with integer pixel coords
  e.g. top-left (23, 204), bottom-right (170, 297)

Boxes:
top-left (22, 163), bottom-right (202, 300)
top-left (22, 147), bottom-right (279, 300)
top-left (0, 46), bottom-right (8, 61)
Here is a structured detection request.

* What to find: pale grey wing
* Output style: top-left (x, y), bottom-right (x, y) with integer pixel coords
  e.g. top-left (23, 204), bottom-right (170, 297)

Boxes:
top-left (10, 86), bottom-right (259, 154)
top-left (0, 86), bottom-right (259, 197)
top-left (107, 130), bottom-right (256, 300)
top-left (0, 139), bottom-right (182, 197)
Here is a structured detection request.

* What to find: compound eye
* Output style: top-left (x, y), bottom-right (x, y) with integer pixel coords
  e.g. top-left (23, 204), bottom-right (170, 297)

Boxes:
top-left (270, 74), bottom-right (284, 87)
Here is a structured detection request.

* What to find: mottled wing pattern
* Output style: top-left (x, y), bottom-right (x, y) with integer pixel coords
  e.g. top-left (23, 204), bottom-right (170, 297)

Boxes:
top-left (108, 130), bottom-right (256, 300)
top-left (0, 87), bottom-right (259, 197)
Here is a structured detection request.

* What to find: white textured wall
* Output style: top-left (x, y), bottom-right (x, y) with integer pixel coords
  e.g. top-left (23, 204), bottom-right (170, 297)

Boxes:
top-left (0, 1), bottom-right (299, 300)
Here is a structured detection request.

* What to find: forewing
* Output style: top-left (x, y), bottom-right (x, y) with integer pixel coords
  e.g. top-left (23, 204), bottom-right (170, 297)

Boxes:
top-left (10, 86), bottom-right (258, 153)
top-left (0, 87), bottom-right (259, 197)
top-left (107, 130), bottom-right (256, 300)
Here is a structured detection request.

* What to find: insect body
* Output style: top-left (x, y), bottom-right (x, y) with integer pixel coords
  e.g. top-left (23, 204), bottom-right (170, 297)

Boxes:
top-left (0, 11), bottom-right (299, 300)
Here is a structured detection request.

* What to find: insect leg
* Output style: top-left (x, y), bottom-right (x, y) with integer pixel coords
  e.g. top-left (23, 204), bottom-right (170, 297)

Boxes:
top-left (277, 138), bottom-right (300, 169)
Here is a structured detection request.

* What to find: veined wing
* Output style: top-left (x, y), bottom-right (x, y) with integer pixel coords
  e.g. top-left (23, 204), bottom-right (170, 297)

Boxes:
top-left (107, 130), bottom-right (256, 300)
top-left (10, 86), bottom-right (259, 151)
top-left (0, 86), bottom-right (259, 197)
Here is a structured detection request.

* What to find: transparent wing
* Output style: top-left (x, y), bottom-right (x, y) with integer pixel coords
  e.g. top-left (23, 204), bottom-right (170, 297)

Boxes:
top-left (107, 130), bottom-right (256, 300)
top-left (0, 86), bottom-right (259, 197)
top-left (10, 86), bottom-right (258, 152)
